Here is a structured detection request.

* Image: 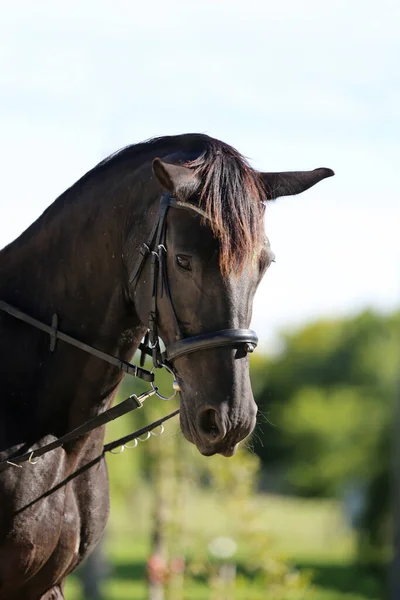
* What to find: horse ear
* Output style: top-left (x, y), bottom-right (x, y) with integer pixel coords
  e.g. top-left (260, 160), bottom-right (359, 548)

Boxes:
top-left (260, 168), bottom-right (334, 200)
top-left (153, 158), bottom-right (198, 196)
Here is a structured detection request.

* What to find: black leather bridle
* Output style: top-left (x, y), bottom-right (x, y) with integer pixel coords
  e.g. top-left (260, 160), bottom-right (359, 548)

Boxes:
top-left (131, 193), bottom-right (258, 370)
top-left (0, 192), bottom-right (258, 470)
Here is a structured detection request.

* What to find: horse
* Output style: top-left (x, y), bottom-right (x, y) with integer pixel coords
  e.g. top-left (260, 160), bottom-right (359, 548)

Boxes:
top-left (0, 133), bottom-right (333, 598)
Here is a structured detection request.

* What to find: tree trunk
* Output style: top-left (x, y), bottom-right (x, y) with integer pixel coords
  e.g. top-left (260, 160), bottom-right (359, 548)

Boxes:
top-left (147, 434), bottom-right (172, 600)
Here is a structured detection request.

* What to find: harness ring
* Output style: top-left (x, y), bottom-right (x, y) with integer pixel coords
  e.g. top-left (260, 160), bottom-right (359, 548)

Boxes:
top-left (109, 445), bottom-right (125, 455)
top-left (28, 452), bottom-right (39, 465)
top-left (150, 364), bottom-right (179, 401)
top-left (124, 439), bottom-right (138, 449)
top-left (150, 424), bottom-right (165, 436)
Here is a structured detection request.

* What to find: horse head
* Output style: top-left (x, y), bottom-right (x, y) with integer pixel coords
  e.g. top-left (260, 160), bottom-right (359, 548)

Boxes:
top-left (131, 139), bottom-right (334, 456)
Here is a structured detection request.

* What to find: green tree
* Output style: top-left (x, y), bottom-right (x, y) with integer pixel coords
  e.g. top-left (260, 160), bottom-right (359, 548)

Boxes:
top-left (251, 309), bottom-right (399, 565)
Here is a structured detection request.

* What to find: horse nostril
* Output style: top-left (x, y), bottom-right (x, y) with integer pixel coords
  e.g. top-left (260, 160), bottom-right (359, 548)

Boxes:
top-left (197, 406), bottom-right (226, 443)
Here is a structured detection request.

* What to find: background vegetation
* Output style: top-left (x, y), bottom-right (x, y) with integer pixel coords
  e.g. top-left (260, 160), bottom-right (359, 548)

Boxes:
top-left (65, 308), bottom-right (398, 599)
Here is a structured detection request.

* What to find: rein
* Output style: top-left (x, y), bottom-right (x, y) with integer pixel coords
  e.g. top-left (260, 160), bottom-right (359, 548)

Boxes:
top-left (0, 387), bottom-right (160, 470)
top-left (11, 409), bottom-right (180, 514)
top-left (0, 192), bottom-right (258, 473)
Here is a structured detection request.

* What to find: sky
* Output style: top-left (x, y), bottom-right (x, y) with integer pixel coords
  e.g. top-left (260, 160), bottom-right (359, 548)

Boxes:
top-left (0, 0), bottom-right (398, 349)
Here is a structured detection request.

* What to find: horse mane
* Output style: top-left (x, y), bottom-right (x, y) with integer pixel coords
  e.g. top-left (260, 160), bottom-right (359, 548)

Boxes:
top-left (11, 134), bottom-right (266, 276)
top-left (68, 133), bottom-right (266, 276)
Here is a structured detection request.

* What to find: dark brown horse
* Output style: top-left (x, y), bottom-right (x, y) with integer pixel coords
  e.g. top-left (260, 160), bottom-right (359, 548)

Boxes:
top-left (0, 134), bottom-right (333, 598)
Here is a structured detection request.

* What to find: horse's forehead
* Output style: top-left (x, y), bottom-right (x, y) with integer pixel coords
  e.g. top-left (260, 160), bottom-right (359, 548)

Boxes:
top-left (167, 211), bottom-right (215, 245)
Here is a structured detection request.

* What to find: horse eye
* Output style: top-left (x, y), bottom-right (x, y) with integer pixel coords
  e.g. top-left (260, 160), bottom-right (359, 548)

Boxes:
top-left (176, 255), bottom-right (192, 271)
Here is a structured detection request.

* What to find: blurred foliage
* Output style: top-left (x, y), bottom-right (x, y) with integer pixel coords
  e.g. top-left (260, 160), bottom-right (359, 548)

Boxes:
top-left (252, 309), bottom-right (399, 493)
top-left (280, 385), bottom-right (386, 495)
top-left (199, 450), bottom-right (312, 600)
top-left (252, 308), bottom-right (399, 566)
top-left (68, 491), bottom-right (382, 600)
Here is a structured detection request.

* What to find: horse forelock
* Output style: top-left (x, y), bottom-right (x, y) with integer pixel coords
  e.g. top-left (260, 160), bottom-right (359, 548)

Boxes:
top-left (183, 138), bottom-right (266, 276)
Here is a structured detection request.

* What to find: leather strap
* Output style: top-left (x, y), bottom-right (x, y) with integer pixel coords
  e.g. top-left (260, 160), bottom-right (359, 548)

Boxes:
top-left (165, 329), bottom-right (258, 362)
top-left (0, 300), bottom-right (154, 382)
top-left (166, 197), bottom-right (209, 219)
top-left (0, 388), bottom-right (156, 471)
top-left (4, 408), bottom-right (180, 508)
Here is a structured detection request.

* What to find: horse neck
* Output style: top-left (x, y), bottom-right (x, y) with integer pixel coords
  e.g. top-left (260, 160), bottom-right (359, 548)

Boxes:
top-left (0, 175), bottom-right (151, 432)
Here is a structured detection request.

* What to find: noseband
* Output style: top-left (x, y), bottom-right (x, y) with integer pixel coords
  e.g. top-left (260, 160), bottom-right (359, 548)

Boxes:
top-left (130, 193), bottom-right (258, 369)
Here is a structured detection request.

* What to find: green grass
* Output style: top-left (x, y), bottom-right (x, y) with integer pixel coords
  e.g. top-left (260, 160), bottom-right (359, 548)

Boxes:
top-left (64, 491), bottom-right (385, 600)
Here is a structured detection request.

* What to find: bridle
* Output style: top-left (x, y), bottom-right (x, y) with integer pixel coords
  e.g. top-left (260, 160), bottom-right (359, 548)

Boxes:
top-left (0, 192), bottom-right (258, 471)
top-left (130, 192), bottom-right (258, 370)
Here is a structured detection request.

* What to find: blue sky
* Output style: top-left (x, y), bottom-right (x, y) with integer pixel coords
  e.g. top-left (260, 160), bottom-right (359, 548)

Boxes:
top-left (0, 0), bottom-right (398, 348)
